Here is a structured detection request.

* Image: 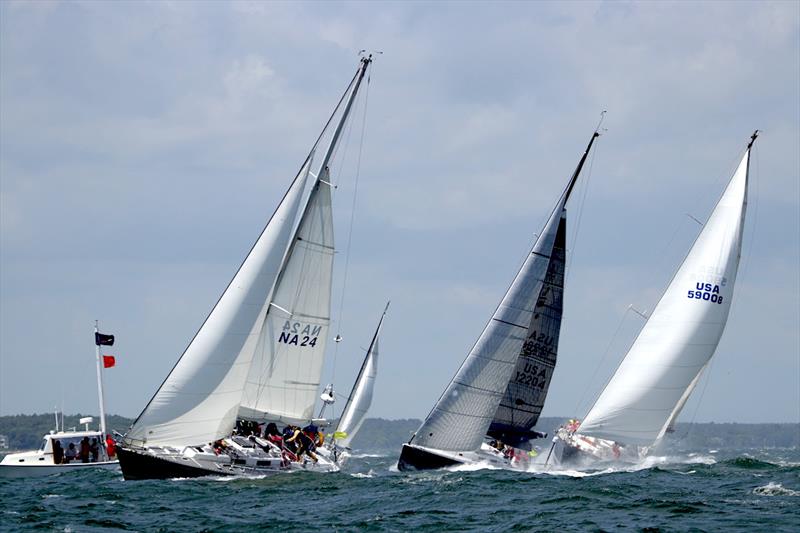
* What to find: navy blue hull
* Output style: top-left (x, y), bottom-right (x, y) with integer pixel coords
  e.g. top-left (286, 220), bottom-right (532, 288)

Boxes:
top-left (117, 446), bottom-right (228, 481)
top-left (397, 444), bottom-right (461, 471)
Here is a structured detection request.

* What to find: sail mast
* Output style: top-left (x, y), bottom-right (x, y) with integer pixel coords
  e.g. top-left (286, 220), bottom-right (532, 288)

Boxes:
top-left (317, 55), bottom-right (372, 178)
top-left (564, 130), bottom-right (600, 202)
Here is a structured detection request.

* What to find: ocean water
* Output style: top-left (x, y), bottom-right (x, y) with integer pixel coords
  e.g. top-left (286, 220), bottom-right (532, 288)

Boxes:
top-left (1, 447), bottom-right (798, 532)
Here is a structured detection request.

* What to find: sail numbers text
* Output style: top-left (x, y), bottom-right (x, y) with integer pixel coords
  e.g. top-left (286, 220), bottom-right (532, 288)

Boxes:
top-left (513, 363), bottom-right (548, 389)
top-left (278, 321), bottom-right (322, 347)
top-left (687, 282), bottom-right (724, 304)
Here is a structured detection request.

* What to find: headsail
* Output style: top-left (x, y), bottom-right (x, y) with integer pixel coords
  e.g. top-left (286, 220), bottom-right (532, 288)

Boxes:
top-left (125, 159), bottom-right (312, 447)
top-left (577, 132), bottom-right (757, 446)
top-left (334, 302), bottom-right (389, 449)
top-left (410, 131), bottom-right (599, 453)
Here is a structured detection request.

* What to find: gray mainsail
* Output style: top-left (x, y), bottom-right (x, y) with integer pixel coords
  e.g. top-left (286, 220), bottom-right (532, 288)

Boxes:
top-left (409, 131), bottom-right (599, 453)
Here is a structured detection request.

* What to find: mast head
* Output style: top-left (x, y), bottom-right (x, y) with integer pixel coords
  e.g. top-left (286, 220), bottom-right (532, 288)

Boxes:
top-left (747, 130), bottom-right (760, 150)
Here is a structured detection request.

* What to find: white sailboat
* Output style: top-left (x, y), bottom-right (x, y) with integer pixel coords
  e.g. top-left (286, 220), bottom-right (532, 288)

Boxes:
top-left (117, 56), bottom-right (377, 480)
top-left (328, 301), bottom-right (389, 460)
top-left (0, 324), bottom-right (119, 477)
top-left (398, 129), bottom-right (601, 471)
top-left (552, 131), bottom-right (759, 466)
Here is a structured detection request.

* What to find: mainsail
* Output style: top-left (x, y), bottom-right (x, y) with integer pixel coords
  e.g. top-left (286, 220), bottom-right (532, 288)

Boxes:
top-left (410, 131), bottom-right (599, 453)
top-left (577, 132), bottom-right (757, 447)
top-left (334, 302), bottom-right (389, 449)
top-left (124, 57), bottom-right (373, 448)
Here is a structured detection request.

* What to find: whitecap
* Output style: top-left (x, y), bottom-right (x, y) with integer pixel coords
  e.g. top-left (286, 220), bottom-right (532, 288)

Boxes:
top-left (753, 482), bottom-right (800, 496)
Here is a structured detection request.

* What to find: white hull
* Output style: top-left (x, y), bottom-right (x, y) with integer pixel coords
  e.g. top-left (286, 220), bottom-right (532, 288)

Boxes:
top-left (549, 428), bottom-right (646, 467)
top-left (0, 460), bottom-right (118, 478)
top-left (118, 435), bottom-right (339, 480)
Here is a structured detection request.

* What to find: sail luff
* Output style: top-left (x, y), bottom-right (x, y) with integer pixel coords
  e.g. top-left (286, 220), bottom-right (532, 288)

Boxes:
top-left (578, 136), bottom-right (755, 446)
top-left (335, 302), bottom-right (389, 448)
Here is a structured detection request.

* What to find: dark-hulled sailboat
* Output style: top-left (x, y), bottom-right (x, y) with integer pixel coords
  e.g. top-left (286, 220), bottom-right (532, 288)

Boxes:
top-left (398, 127), bottom-right (602, 471)
top-left (117, 56), bottom-right (378, 480)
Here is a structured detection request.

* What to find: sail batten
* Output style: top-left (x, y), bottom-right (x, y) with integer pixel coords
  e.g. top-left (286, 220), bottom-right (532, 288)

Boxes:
top-left (578, 139), bottom-right (754, 446)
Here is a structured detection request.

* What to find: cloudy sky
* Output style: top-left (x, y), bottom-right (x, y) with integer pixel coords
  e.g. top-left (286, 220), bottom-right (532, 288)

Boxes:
top-left (1, 1), bottom-right (798, 426)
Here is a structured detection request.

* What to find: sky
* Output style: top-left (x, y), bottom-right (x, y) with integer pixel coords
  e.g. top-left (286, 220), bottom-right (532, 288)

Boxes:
top-left (1, 1), bottom-right (798, 425)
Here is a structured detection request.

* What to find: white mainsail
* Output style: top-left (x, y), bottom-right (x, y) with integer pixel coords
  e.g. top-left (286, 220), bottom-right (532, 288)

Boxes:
top-left (411, 132), bottom-right (600, 453)
top-left (239, 176), bottom-right (334, 423)
top-left (334, 302), bottom-right (389, 448)
top-left (125, 160), bottom-right (312, 447)
top-left (577, 134), bottom-right (756, 446)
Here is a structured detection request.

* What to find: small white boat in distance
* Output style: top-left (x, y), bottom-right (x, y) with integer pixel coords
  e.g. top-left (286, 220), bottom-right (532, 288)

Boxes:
top-left (0, 322), bottom-right (120, 477)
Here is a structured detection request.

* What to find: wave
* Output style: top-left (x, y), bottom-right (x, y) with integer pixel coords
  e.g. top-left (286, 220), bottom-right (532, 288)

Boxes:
top-left (753, 482), bottom-right (800, 496)
top-left (723, 457), bottom-right (780, 469)
top-left (349, 470), bottom-right (375, 479)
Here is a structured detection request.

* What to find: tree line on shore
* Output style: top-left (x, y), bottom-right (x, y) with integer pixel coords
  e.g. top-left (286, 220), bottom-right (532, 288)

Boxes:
top-left (0, 414), bottom-right (797, 452)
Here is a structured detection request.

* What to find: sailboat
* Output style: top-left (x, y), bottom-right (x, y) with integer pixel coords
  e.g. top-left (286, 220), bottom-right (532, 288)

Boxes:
top-left (328, 301), bottom-right (389, 460)
top-left (0, 324), bottom-right (119, 477)
top-left (117, 56), bottom-right (377, 480)
top-left (551, 131), bottom-right (759, 466)
top-left (398, 128), bottom-right (601, 471)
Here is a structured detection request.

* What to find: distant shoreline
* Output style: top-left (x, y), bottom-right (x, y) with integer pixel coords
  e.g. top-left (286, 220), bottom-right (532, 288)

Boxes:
top-left (1, 414), bottom-right (797, 452)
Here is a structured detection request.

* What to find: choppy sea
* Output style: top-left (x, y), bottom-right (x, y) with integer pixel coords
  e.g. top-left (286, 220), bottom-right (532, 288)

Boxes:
top-left (1, 447), bottom-right (798, 532)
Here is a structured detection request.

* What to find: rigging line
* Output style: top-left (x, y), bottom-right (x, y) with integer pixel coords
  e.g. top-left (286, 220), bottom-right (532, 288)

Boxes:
top-left (330, 68), bottom-right (372, 388)
top-left (572, 305), bottom-right (634, 417)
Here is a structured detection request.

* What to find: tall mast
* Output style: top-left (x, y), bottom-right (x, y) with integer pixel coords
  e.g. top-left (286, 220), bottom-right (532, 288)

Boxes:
top-left (93, 321), bottom-right (108, 451)
top-left (317, 55), bottom-right (372, 177)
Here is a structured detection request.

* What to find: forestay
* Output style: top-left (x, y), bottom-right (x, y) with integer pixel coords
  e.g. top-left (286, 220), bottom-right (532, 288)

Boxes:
top-left (335, 302), bottom-right (389, 448)
top-left (125, 161), bottom-right (312, 447)
top-left (239, 176), bottom-right (334, 423)
top-left (578, 139), bottom-right (754, 446)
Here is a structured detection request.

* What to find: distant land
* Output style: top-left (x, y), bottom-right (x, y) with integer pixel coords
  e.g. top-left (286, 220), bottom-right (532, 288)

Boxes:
top-left (0, 414), bottom-right (797, 453)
